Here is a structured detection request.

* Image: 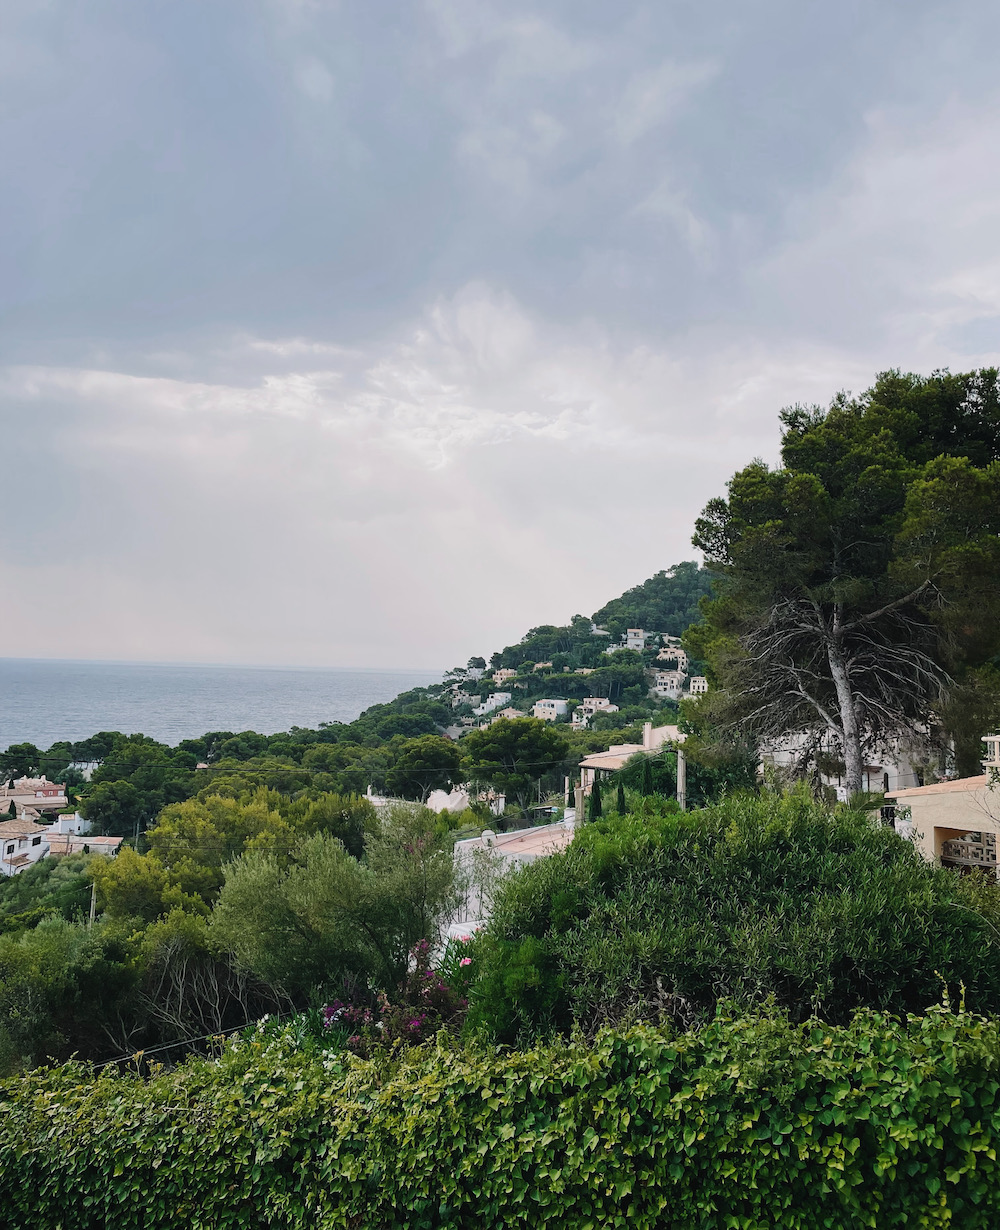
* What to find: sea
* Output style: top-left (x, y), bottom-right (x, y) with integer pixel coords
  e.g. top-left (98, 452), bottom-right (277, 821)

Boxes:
top-left (0, 659), bottom-right (443, 753)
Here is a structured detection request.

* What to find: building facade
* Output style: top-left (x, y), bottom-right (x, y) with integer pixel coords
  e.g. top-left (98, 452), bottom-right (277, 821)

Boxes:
top-left (885, 735), bottom-right (1000, 874)
top-left (0, 818), bottom-right (50, 876)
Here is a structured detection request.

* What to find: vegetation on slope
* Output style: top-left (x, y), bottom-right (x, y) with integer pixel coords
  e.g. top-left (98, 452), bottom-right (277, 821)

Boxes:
top-left (469, 790), bottom-right (1000, 1042)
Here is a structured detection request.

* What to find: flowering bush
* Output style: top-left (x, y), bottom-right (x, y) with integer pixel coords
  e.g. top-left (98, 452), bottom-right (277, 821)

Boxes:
top-left (321, 938), bottom-right (477, 1054)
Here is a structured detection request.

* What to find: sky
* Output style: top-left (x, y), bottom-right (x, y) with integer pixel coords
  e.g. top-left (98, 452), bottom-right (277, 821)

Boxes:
top-left (3, 0), bottom-right (1000, 670)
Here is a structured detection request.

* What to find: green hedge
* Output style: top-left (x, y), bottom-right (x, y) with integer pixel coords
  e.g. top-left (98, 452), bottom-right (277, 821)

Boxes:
top-left (2, 1005), bottom-right (1000, 1229)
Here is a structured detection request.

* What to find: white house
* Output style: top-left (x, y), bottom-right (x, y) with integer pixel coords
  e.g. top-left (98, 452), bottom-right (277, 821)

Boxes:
top-left (473, 692), bottom-right (513, 717)
top-left (46, 834), bottom-right (124, 858)
top-left (759, 732), bottom-right (921, 795)
top-left (0, 818), bottom-right (50, 876)
top-left (687, 676), bottom-right (709, 695)
top-left (532, 699), bottom-right (568, 722)
top-left (624, 628), bottom-right (646, 651)
top-left (650, 669), bottom-right (685, 699)
top-left (450, 819), bottom-right (577, 936)
top-left (51, 812), bottom-right (92, 836)
top-left (572, 697), bottom-right (620, 729)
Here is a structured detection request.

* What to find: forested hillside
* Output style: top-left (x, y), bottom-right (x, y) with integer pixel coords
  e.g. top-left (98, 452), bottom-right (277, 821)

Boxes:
top-left (0, 559), bottom-right (719, 1075)
top-left (591, 559), bottom-right (714, 638)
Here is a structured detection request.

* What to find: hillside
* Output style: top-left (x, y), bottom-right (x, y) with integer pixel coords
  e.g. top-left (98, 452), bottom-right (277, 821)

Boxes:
top-left (591, 560), bottom-right (714, 638)
top-left (483, 560), bottom-right (713, 672)
top-left (0, 559), bottom-right (714, 848)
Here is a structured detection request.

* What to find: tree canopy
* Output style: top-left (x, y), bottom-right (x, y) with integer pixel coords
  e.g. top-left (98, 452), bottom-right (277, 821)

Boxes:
top-left (461, 719), bottom-right (570, 810)
top-left (470, 789), bottom-right (1000, 1042)
top-left (591, 561), bottom-right (715, 638)
top-left (689, 368), bottom-right (1000, 790)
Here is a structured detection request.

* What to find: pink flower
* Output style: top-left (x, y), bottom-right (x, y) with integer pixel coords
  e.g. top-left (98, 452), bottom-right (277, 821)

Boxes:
top-left (460, 957), bottom-right (472, 967)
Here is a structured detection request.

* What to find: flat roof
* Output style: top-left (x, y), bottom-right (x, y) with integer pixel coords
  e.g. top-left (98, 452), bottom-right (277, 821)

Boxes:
top-left (886, 775), bottom-right (990, 800)
top-left (47, 835), bottom-right (123, 855)
top-left (455, 821), bottom-right (574, 860)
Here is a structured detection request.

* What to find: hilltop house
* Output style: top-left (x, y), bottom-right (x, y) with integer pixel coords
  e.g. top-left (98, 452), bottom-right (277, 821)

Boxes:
top-left (604, 627), bottom-right (650, 655)
top-left (532, 699), bottom-right (568, 722)
top-left (572, 697), bottom-right (620, 729)
top-left (650, 669), bottom-right (685, 699)
top-left (657, 636), bottom-right (689, 670)
top-left (492, 669), bottom-right (518, 684)
top-left (688, 676), bottom-right (709, 695)
top-left (478, 707), bottom-right (527, 728)
top-left (473, 692), bottom-right (513, 717)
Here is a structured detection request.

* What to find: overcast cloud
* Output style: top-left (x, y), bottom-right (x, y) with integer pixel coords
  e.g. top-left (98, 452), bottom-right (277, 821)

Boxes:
top-left (3, 0), bottom-right (1000, 668)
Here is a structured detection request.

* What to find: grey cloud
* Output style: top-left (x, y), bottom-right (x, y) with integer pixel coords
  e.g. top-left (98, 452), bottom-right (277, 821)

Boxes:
top-left (2, 1), bottom-right (1000, 668)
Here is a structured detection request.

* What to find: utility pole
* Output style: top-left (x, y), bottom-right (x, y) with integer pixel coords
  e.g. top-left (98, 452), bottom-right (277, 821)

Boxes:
top-left (676, 748), bottom-right (687, 812)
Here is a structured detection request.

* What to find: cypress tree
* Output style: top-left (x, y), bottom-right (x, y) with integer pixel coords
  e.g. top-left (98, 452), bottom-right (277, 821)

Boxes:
top-left (589, 777), bottom-right (603, 821)
top-left (617, 780), bottom-right (626, 815)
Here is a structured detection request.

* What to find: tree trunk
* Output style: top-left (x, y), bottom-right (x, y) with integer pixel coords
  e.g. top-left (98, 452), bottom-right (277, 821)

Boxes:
top-left (826, 621), bottom-right (864, 796)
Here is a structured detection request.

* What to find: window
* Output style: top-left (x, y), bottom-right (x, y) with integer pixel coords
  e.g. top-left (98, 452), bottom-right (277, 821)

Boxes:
top-left (32, 836), bottom-right (41, 846)
top-left (4, 845), bottom-right (12, 855)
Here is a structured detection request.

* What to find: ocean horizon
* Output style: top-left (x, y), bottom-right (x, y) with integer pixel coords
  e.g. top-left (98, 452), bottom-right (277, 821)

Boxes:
top-left (0, 658), bottom-right (444, 752)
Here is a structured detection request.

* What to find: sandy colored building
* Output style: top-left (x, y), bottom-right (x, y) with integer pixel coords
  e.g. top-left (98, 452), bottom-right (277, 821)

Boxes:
top-left (578, 721), bottom-right (683, 790)
top-left (0, 776), bottom-right (68, 818)
top-left (650, 669), bottom-right (685, 699)
top-left (886, 734), bottom-right (1000, 872)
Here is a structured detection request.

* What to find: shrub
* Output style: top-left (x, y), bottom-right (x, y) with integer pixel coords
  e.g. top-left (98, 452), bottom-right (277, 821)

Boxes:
top-left (468, 789), bottom-right (1000, 1041)
top-left (4, 1005), bottom-right (1000, 1227)
top-left (322, 939), bottom-right (474, 1054)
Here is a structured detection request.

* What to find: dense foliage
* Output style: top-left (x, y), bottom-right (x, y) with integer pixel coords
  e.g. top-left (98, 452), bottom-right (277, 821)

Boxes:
top-left (591, 560), bottom-right (715, 639)
top-left (469, 791), bottom-right (1000, 1042)
top-left (0, 553), bottom-right (713, 1078)
top-left (0, 794), bottom-right (459, 1074)
top-left (689, 368), bottom-right (1000, 788)
top-left (3, 1004), bottom-right (1000, 1228)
